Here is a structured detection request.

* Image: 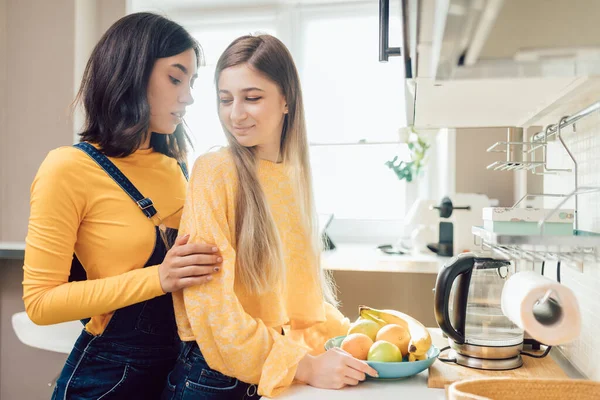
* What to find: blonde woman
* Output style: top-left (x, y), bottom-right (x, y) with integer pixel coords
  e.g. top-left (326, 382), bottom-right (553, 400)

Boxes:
top-left (163, 35), bottom-right (378, 399)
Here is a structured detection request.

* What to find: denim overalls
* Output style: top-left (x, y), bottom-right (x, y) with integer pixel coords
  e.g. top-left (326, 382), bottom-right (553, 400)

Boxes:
top-left (162, 341), bottom-right (261, 400)
top-left (52, 142), bottom-right (187, 400)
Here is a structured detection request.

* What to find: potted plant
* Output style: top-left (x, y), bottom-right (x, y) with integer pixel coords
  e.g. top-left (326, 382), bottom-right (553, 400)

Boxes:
top-left (385, 128), bottom-right (434, 254)
top-left (385, 127), bottom-right (430, 183)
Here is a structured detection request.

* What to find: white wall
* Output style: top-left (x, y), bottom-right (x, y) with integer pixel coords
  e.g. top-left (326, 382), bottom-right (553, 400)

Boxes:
top-left (542, 111), bottom-right (600, 380)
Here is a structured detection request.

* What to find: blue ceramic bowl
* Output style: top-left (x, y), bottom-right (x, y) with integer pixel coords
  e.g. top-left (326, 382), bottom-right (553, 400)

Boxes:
top-left (324, 335), bottom-right (440, 380)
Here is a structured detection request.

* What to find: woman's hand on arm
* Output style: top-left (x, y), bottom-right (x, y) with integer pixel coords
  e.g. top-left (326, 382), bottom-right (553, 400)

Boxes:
top-left (295, 348), bottom-right (379, 389)
top-left (158, 234), bottom-right (222, 293)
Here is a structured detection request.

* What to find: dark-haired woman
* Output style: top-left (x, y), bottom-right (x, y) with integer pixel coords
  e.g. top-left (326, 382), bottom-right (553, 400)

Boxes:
top-left (22, 13), bottom-right (219, 399)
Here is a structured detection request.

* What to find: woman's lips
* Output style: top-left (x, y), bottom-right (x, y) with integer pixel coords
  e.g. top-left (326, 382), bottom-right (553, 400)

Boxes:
top-left (232, 125), bottom-right (255, 134)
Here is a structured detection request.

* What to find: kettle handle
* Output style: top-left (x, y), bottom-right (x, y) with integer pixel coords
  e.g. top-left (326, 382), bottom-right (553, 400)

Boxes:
top-left (434, 254), bottom-right (475, 344)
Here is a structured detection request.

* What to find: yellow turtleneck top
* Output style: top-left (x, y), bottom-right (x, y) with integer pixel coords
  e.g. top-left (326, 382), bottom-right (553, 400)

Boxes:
top-left (23, 144), bottom-right (186, 335)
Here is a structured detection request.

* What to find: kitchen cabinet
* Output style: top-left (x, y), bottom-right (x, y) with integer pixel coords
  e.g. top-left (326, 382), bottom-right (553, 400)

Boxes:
top-left (412, 76), bottom-right (585, 128)
top-left (428, 0), bottom-right (600, 81)
top-left (382, 0), bottom-right (600, 128)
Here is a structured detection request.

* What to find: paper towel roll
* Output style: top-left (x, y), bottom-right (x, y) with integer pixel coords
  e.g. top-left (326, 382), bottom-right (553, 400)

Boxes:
top-left (501, 271), bottom-right (581, 346)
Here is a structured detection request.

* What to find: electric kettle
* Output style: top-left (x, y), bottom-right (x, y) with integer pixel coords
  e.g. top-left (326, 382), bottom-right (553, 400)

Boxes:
top-left (434, 252), bottom-right (524, 370)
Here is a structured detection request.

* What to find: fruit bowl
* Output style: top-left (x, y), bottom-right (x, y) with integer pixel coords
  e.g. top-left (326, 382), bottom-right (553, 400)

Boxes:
top-left (324, 335), bottom-right (440, 380)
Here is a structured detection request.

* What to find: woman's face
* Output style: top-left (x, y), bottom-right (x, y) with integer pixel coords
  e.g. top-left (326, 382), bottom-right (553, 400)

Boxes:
top-left (218, 63), bottom-right (288, 161)
top-left (147, 48), bottom-right (197, 134)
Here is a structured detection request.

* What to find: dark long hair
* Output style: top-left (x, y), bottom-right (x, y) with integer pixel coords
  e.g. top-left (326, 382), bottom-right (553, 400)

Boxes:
top-left (75, 12), bottom-right (203, 161)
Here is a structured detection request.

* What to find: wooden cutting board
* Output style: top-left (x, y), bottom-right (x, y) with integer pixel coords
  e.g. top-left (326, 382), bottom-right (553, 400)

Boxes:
top-left (427, 329), bottom-right (568, 389)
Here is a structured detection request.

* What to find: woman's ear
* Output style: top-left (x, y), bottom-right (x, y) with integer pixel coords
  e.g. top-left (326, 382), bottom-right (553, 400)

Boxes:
top-left (284, 104), bottom-right (289, 114)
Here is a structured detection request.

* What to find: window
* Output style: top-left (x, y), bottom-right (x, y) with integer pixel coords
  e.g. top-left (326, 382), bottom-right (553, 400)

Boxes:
top-left (184, 20), bottom-right (277, 163)
top-left (299, 7), bottom-right (404, 144)
top-left (133, 2), bottom-right (410, 228)
top-left (297, 5), bottom-right (407, 219)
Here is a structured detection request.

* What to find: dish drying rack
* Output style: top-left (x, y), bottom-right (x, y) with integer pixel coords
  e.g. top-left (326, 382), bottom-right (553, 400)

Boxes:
top-left (473, 100), bottom-right (600, 270)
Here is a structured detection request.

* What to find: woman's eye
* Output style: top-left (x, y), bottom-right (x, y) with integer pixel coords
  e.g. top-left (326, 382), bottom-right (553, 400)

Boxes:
top-left (170, 76), bottom-right (181, 85)
top-left (219, 98), bottom-right (232, 104)
top-left (246, 97), bottom-right (261, 102)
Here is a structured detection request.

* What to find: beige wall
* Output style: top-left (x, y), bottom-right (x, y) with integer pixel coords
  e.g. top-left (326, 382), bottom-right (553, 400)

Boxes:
top-left (1, 261), bottom-right (67, 400)
top-left (332, 271), bottom-right (437, 327)
top-left (1, 0), bottom-right (7, 393)
top-left (1, 0), bottom-right (77, 243)
top-left (1, 0), bottom-right (7, 241)
top-left (0, 0), bottom-right (128, 243)
top-left (2, 1), bottom-right (78, 396)
top-left (0, 1), bottom-right (127, 398)
top-left (455, 127), bottom-right (515, 207)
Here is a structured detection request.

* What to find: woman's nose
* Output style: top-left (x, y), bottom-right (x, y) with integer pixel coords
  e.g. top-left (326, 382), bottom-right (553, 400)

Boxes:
top-left (178, 89), bottom-right (194, 106)
top-left (230, 100), bottom-right (247, 122)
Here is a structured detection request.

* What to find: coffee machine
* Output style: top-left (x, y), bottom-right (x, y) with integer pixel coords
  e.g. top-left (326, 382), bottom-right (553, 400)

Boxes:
top-left (427, 194), bottom-right (490, 257)
top-left (434, 252), bottom-right (524, 370)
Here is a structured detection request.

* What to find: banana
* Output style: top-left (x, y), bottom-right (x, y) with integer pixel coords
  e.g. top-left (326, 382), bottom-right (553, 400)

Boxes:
top-left (357, 311), bottom-right (388, 328)
top-left (359, 306), bottom-right (409, 330)
top-left (358, 305), bottom-right (431, 357)
top-left (408, 353), bottom-right (427, 362)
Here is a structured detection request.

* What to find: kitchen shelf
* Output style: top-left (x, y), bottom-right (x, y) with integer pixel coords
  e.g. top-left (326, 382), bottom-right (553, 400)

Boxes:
top-left (472, 226), bottom-right (600, 267)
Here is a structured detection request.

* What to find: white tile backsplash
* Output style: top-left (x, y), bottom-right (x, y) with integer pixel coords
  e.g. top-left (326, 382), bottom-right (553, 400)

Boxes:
top-left (543, 110), bottom-right (600, 380)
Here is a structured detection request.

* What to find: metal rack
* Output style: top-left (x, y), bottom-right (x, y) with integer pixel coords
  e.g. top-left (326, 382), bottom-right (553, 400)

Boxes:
top-left (473, 227), bottom-right (600, 270)
top-left (476, 100), bottom-right (600, 267)
top-left (486, 126), bottom-right (572, 174)
top-left (473, 188), bottom-right (600, 268)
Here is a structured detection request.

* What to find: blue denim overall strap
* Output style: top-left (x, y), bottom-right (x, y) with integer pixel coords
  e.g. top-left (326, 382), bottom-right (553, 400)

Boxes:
top-left (52, 143), bottom-right (188, 400)
top-left (74, 142), bottom-right (188, 218)
top-left (68, 143), bottom-right (188, 285)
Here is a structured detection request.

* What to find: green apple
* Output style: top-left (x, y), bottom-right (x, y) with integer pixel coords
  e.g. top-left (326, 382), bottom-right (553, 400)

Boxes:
top-left (347, 319), bottom-right (381, 341)
top-left (367, 340), bottom-right (403, 362)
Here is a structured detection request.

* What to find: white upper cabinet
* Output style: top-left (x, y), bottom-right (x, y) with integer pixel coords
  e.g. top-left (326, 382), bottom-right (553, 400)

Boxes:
top-left (398, 0), bottom-right (600, 128)
top-left (430, 0), bottom-right (600, 80)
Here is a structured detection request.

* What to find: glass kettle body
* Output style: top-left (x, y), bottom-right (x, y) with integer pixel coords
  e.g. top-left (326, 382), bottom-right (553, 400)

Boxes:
top-left (434, 253), bottom-right (524, 353)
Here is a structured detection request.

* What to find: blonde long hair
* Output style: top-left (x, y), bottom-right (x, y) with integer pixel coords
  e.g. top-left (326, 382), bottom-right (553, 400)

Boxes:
top-left (215, 35), bottom-right (337, 305)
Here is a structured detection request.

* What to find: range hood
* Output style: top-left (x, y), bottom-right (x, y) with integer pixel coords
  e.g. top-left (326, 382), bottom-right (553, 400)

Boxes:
top-left (430, 0), bottom-right (600, 80)
top-left (392, 0), bottom-right (600, 128)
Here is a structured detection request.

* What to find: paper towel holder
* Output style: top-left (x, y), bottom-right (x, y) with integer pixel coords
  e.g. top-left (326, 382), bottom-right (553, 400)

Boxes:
top-left (533, 289), bottom-right (563, 326)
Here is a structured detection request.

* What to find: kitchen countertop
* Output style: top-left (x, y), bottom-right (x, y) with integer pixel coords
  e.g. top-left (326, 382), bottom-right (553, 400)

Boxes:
top-left (322, 243), bottom-right (449, 274)
top-left (268, 374), bottom-right (445, 400)
top-left (0, 242), bottom-right (452, 272)
top-left (267, 328), bottom-right (584, 400)
top-left (0, 242), bottom-right (25, 259)
top-left (267, 328), bottom-right (447, 400)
